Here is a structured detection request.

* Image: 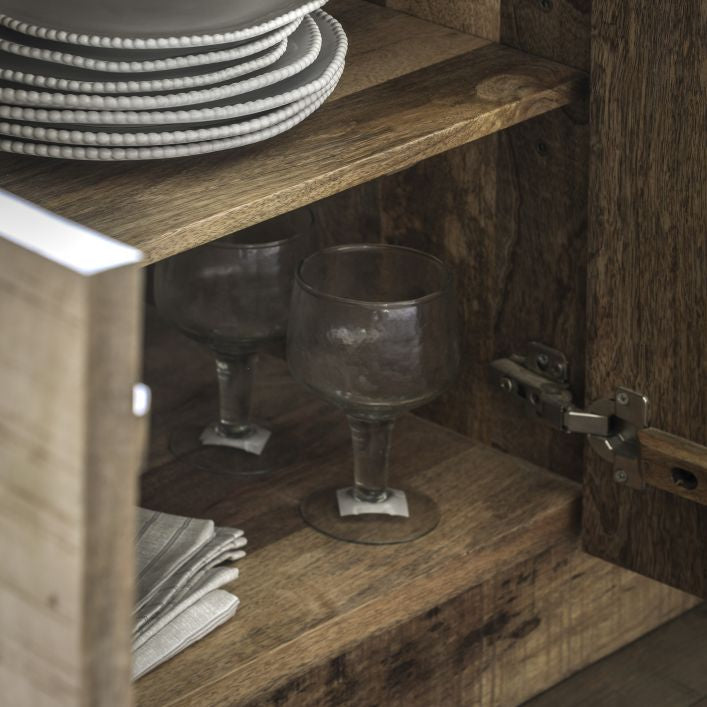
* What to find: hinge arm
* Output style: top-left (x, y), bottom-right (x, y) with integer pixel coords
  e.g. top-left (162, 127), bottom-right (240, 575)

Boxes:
top-left (564, 409), bottom-right (610, 436)
top-left (490, 344), bottom-right (610, 437)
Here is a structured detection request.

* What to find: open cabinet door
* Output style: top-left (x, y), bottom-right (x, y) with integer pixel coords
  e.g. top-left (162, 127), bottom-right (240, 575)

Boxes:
top-left (0, 191), bottom-right (144, 705)
top-left (583, 1), bottom-right (706, 596)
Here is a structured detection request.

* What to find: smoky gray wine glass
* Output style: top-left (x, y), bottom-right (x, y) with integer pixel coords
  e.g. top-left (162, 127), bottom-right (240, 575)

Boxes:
top-left (154, 210), bottom-right (312, 475)
top-left (287, 243), bottom-right (459, 543)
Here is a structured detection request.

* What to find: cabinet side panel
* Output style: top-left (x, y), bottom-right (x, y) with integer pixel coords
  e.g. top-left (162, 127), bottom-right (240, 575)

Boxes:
top-left (0, 240), bottom-right (86, 705)
top-left (0, 235), bottom-right (142, 705)
top-left (582, 0), bottom-right (707, 595)
top-left (84, 266), bottom-right (143, 705)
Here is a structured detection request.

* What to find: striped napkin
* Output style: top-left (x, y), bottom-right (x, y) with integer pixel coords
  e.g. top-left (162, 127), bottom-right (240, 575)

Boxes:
top-left (133, 508), bottom-right (247, 679)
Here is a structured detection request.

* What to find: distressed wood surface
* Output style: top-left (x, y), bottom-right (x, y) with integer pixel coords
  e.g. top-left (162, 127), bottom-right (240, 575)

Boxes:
top-left (135, 311), bottom-right (696, 706)
top-left (499, 0), bottom-right (590, 70)
top-left (382, 0), bottom-right (502, 41)
top-left (380, 104), bottom-right (589, 481)
top-left (528, 604), bottom-right (707, 707)
top-left (0, 215), bottom-right (143, 705)
top-left (381, 0), bottom-right (590, 69)
top-left (309, 178), bottom-right (382, 251)
top-left (582, 0), bottom-right (707, 597)
top-left (372, 0), bottom-right (590, 480)
top-left (640, 429), bottom-right (707, 507)
top-left (0, 0), bottom-right (584, 264)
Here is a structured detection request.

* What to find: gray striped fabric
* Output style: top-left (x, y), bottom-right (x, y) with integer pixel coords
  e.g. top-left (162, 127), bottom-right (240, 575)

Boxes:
top-left (134, 508), bottom-right (246, 679)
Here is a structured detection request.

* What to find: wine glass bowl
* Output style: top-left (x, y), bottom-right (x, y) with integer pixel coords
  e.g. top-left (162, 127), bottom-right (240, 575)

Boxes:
top-left (155, 213), bottom-right (311, 355)
top-left (287, 244), bottom-right (459, 543)
top-left (289, 244), bottom-right (457, 418)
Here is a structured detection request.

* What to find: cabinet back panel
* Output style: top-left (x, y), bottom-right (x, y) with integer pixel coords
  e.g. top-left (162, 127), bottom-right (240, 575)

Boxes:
top-left (347, 0), bottom-right (591, 480)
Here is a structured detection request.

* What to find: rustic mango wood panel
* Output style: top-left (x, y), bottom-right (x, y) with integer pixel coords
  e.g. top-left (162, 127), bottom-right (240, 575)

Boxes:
top-left (582, 0), bottom-right (707, 596)
top-left (0, 0), bottom-right (583, 264)
top-left (528, 604), bottom-right (707, 707)
top-left (135, 312), bottom-right (697, 706)
top-left (381, 0), bottom-right (590, 70)
top-left (380, 104), bottom-right (589, 480)
top-left (373, 0), bottom-right (589, 480)
top-left (499, 0), bottom-right (590, 70)
top-left (640, 429), bottom-right (707, 507)
top-left (381, 0), bottom-right (502, 41)
top-left (0, 210), bottom-right (143, 705)
top-left (309, 179), bottom-right (382, 251)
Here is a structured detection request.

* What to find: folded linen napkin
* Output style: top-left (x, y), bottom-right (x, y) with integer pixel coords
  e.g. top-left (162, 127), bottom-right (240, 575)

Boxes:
top-left (134, 590), bottom-right (240, 680)
top-left (134, 508), bottom-right (246, 679)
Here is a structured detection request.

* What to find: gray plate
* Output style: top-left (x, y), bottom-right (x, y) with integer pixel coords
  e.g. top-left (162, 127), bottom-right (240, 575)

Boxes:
top-left (0, 0), bottom-right (328, 46)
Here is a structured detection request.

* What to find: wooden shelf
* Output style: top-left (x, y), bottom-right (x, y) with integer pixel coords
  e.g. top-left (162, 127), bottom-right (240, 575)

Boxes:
top-left (134, 312), bottom-right (693, 706)
top-left (0, 0), bottom-right (584, 264)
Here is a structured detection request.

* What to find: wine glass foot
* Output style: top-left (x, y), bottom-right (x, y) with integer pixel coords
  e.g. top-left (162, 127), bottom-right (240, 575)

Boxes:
top-left (199, 421), bottom-right (271, 455)
top-left (300, 487), bottom-right (440, 545)
top-left (168, 423), bottom-right (300, 476)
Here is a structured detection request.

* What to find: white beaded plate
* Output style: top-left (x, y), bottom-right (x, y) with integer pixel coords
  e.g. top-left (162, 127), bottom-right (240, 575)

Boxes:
top-left (0, 16), bottom-right (321, 109)
top-left (0, 11), bottom-right (346, 127)
top-left (0, 38), bottom-right (289, 94)
top-left (0, 65), bottom-right (344, 147)
top-left (0, 19), bottom-right (301, 73)
top-left (0, 63), bottom-right (342, 160)
top-left (0, 0), bottom-right (328, 49)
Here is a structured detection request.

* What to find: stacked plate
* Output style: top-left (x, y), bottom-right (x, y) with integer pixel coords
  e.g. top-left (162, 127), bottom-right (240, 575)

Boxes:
top-left (0, 0), bottom-right (347, 160)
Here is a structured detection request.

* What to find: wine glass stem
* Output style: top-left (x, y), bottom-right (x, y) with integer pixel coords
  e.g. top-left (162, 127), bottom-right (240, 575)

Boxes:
top-left (215, 353), bottom-right (256, 437)
top-left (347, 416), bottom-right (394, 503)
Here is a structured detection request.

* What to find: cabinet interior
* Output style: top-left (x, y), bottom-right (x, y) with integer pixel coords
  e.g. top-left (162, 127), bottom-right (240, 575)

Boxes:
top-left (1, 0), bottom-right (699, 703)
top-left (136, 310), bottom-right (695, 706)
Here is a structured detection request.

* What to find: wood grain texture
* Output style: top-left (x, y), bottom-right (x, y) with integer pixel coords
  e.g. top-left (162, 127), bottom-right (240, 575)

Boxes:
top-left (640, 428), bottom-right (707, 507)
top-left (135, 311), bottom-right (696, 706)
top-left (0, 234), bottom-right (143, 705)
top-left (381, 0), bottom-right (590, 70)
top-left (309, 178), bottom-right (382, 251)
top-left (371, 0), bottom-right (590, 480)
top-left (380, 103), bottom-right (589, 481)
top-left (0, 0), bottom-right (584, 264)
top-left (383, 0), bottom-right (502, 40)
top-left (582, 0), bottom-right (707, 596)
top-left (83, 266), bottom-right (145, 707)
top-left (500, 0), bottom-right (590, 70)
top-left (528, 604), bottom-right (707, 707)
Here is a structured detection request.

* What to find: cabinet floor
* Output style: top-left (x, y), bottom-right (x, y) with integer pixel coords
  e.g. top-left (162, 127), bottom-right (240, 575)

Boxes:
top-left (526, 603), bottom-right (707, 707)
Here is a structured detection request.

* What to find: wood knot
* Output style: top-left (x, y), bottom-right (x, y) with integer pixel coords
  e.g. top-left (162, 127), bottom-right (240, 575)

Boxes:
top-left (476, 74), bottom-right (543, 102)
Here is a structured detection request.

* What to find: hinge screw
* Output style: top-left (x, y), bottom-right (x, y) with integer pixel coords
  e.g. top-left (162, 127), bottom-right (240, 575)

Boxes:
top-left (614, 469), bottom-right (628, 484)
top-left (499, 377), bottom-right (514, 393)
top-left (616, 392), bottom-right (630, 405)
top-left (551, 362), bottom-right (566, 378)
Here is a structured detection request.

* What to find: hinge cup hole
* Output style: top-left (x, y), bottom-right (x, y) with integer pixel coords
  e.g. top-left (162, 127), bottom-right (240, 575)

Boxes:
top-left (672, 467), bottom-right (698, 491)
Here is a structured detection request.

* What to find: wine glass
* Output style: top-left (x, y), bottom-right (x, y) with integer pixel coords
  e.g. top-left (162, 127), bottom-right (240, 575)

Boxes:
top-left (154, 209), bottom-right (312, 475)
top-left (287, 243), bottom-right (459, 544)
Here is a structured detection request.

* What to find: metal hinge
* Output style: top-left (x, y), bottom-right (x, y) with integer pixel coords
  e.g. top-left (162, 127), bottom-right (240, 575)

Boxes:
top-left (490, 342), bottom-right (649, 489)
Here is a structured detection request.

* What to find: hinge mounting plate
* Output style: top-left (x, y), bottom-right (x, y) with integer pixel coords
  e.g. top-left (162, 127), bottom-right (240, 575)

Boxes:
top-left (490, 342), bottom-right (609, 436)
top-left (490, 343), bottom-right (650, 489)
